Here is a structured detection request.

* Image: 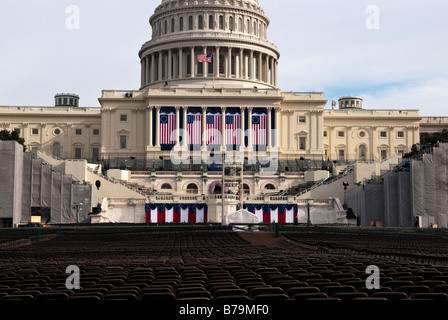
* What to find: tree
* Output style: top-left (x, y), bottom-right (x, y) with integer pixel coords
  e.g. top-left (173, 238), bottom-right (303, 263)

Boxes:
top-left (0, 130), bottom-right (26, 151)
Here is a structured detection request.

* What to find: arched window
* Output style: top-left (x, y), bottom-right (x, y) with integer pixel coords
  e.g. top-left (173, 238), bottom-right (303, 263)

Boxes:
top-left (179, 17), bottom-right (184, 31)
top-left (188, 16), bottom-right (193, 30)
top-left (213, 185), bottom-right (222, 195)
top-left (198, 15), bottom-right (204, 29)
top-left (359, 145), bottom-right (367, 161)
top-left (164, 20), bottom-right (168, 34)
top-left (243, 184), bottom-right (250, 195)
top-left (253, 21), bottom-right (257, 35)
top-left (229, 16), bottom-right (234, 31)
top-left (264, 184), bottom-right (276, 190)
top-left (161, 183), bottom-right (173, 190)
top-left (186, 183), bottom-right (199, 194)
top-left (238, 18), bottom-right (243, 32)
top-left (53, 142), bottom-right (61, 158)
top-left (246, 19), bottom-right (250, 33)
top-left (219, 15), bottom-right (224, 29)
top-left (209, 15), bottom-right (214, 29)
top-left (171, 18), bottom-right (175, 33)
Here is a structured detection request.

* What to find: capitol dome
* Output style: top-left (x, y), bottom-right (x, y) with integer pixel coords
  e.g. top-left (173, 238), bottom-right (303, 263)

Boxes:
top-left (139, 0), bottom-right (280, 89)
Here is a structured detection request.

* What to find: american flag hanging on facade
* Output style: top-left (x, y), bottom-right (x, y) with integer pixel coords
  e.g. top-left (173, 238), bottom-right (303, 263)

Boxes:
top-left (206, 112), bottom-right (222, 145)
top-left (225, 113), bottom-right (241, 146)
top-left (197, 53), bottom-right (213, 63)
top-left (187, 112), bottom-right (202, 145)
top-left (252, 112), bottom-right (267, 146)
top-left (160, 112), bottom-right (176, 145)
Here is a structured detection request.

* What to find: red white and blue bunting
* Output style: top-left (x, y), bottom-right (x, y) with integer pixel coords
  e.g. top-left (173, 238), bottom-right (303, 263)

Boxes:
top-left (146, 203), bottom-right (208, 224)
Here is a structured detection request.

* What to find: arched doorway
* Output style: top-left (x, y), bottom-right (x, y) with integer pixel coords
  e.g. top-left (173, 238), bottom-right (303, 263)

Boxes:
top-left (358, 145), bottom-right (367, 161)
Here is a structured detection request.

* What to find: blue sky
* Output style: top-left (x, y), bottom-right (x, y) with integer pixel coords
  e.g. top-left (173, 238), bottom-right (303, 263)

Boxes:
top-left (0, 0), bottom-right (447, 115)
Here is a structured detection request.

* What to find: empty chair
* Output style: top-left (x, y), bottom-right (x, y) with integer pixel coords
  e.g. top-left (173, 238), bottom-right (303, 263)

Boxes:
top-left (293, 293), bottom-right (329, 300)
top-left (382, 280), bottom-right (414, 291)
top-left (36, 291), bottom-right (70, 301)
top-left (286, 287), bottom-right (320, 298)
top-left (250, 286), bottom-right (284, 299)
top-left (371, 292), bottom-right (408, 300)
top-left (213, 289), bottom-right (249, 299)
top-left (332, 292), bottom-right (369, 300)
top-left (141, 292), bottom-right (175, 300)
top-left (396, 285), bottom-right (431, 297)
top-left (322, 285), bottom-right (356, 297)
top-left (410, 293), bottom-right (448, 300)
top-left (252, 294), bottom-right (290, 300)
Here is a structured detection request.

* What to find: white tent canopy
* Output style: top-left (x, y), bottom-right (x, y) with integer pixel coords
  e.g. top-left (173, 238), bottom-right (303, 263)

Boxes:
top-left (223, 209), bottom-right (260, 226)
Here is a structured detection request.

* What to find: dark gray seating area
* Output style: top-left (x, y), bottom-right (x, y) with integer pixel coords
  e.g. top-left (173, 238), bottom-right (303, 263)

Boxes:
top-left (1, 227), bottom-right (448, 301)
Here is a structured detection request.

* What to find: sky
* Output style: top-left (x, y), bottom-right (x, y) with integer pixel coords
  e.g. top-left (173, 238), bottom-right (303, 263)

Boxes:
top-left (0, 0), bottom-right (447, 116)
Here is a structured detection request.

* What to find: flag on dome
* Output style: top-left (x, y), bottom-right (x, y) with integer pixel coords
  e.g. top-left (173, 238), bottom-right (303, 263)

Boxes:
top-left (198, 53), bottom-right (213, 63)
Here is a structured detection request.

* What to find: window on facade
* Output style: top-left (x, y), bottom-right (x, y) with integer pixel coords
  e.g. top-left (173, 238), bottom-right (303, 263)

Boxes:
top-left (164, 20), bottom-right (168, 34)
top-left (188, 16), bottom-right (193, 30)
top-left (171, 18), bottom-right (175, 32)
top-left (75, 129), bottom-right (82, 135)
top-left (359, 131), bottom-right (366, 138)
top-left (93, 129), bottom-right (100, 135)
top-left (186, 183), bottom-right (199, 194)
top-left (69, 98), bottom-right (74, 105)
top-left (397, 131), bottom-right (404, 138)
top-left (75, 148), bottom-right (82, 159)
top-left (219, 15), bottom-right (224, 29)
top-left (299, 116), bottom-right (306, 123)
top-left (158, 22), bottom-right (162, 36)
top-left (359, 145), bottom-right (367, 161)
top-left (229, 16), bottom-right (234, 31)
top-left (63, 98), bottom-right (68, 105)
top-left (14, 128), bottom-right (21, 135)
top-left (381, 150), bottom-right (388, 161)
top-left (380, 131), bottom-right (387, 138)
top-left (120, 136), bottom-right (127, 149)
top-left (238, 18), bottom-right (243, 32)
top-left (323, 131), bottom-right (328, 137)
top-left (198, 15), bottom-right (204, 29)
top-left (243, 184), bottom-right (250, 194)
top-left (120, 114), bottom-right (127, 121)
top-left (53, 142), bottom-right (61, 158)
top-left (338, 131), bottom-right (345, 137)
top-left (32, 128), bottom-right (39, 135)
top-left (219, 54), bottom-right (224, 74)
top-left (264, 184), bottom-right (276, 190)
top-left (161, 183), bottom-right (173, 190)
top-left (299, 137), bottom-right (306, 150)
top-left (54, 128), bottom-right (61, 135)
top-left (179, 17), bottom-right (184, 31)
top-left (253, 21), bottom-right (257, 35)
top-left (209, 15), bottom-right (214, 29)
top-left (338, 150), bottom-right (345, 161)
top-left (92, 148), bottom-right (99, 161)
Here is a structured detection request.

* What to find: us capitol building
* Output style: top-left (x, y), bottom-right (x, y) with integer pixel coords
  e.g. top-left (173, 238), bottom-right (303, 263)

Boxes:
top-left (1, 0), bottom-right (443, 226)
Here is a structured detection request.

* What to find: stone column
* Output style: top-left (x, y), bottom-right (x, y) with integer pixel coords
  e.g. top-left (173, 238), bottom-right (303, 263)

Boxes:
top-left (190, 47), bottom-right (195, 78)
top-left (221, 107), bottom-right (226, 152)
top-left (175, 106), bottom-right (180, 145)
top-left (183, 106), bottom-right (188, 148)
top-left (141, 58), bottom-right (145, 88)
top-left (227, 47), bottom-right (232, 77)
top-left (240, 107), bottom-right (246, 150)
top-left (248, 107), bottom-right (253, 150)
top-left (267, 107), bottom-right (272, 148)
top-left (239, 49), bottom-right (244, 79)
top-left (151, 53), bottom-right (156, 83)
top-left (168, 49), bottom-right (172, 80)
top-left (178, 48), bottom-right (183, 79)
top-left (158, 52), bottom-right (163, 81)
top-left (202, 106), bottom-right (207, 150)
top-left (250, 50), bottom-right (254, 80)
top-left (147, 106), bottom-right (153, 148)
top-left (214, 46), bottom-right (220, 78)
top-left (155, 106), bottom-right (161, 148)
top-left (275, 107), bottom-right (280, 148)
top-left (203, 46), bottom-right (208, 78)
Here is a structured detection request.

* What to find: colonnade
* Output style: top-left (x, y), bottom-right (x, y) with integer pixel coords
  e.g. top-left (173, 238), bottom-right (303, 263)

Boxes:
top-left (141, 46), bottom-right (278, 88)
